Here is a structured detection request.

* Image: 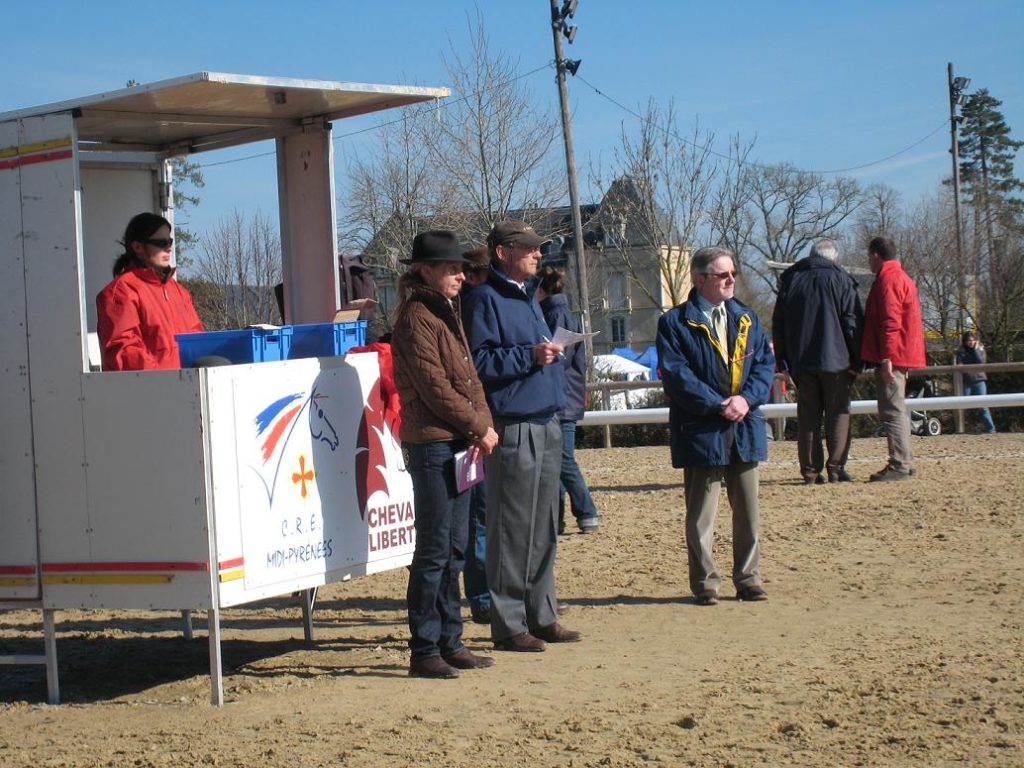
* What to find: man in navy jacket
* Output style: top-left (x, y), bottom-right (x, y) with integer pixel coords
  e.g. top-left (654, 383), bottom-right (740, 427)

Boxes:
top-left (463, 220), bottom-right (582, 651)
top-left (772, 240), bottom-right (863, 484)
top-left (656, 246), bottom-right (775, 606)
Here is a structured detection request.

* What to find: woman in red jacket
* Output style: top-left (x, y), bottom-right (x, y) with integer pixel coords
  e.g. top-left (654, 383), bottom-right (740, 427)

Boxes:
top-left (96, 212), bottom-right (204, 370)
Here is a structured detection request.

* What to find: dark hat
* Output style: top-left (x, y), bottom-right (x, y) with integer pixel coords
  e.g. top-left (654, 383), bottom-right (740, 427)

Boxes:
top-left (486, 220), bottom-right (551, 249)
top-left (400, 230), bottom-right (468, 265)
top-left (463, 246), bottom-right (490, 270)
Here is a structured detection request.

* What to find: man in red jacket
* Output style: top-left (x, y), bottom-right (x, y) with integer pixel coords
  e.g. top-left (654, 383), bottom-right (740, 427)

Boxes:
top-left (860, 236), bottom-right (926, 481)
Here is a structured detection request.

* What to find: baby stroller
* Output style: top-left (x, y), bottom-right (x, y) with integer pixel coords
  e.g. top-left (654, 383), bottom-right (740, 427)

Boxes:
top-left (874, 377), bottom-right (942, 437)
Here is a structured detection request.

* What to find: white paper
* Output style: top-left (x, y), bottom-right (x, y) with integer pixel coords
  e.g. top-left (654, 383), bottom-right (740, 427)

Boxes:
top-left (551, 326), bottom-right (601, 347)
top-left (454, 449), bottom-right (485, 492)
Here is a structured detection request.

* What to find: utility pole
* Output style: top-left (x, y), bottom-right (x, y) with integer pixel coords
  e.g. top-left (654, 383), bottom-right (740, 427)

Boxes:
top-left (947, 62), bottom-right (970, 332)
top-left (549, 0), bottom-right (593, 359)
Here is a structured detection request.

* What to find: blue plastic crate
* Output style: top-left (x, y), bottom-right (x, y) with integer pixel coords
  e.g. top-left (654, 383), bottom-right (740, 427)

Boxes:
top-left (175, 327), bottom-right (291, 367)
top-left (285, 321), bottom-right (367, 360)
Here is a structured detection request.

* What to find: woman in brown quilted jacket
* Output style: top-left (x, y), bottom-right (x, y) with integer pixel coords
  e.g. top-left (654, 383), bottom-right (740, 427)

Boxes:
top-left (391, 230), bottom-right (499, 679)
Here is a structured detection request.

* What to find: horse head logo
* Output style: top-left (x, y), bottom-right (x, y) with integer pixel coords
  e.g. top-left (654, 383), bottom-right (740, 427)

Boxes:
top-left (309, 390), bottom-right (339, 450)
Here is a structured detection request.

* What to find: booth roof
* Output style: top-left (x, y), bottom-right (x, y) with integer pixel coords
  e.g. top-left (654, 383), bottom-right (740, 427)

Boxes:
top-left (0, 72), bottom-right (450, 153)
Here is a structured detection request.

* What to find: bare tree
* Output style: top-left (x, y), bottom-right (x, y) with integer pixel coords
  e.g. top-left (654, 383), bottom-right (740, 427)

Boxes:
top-left (852, 183), bottom-right (903, 253)
top-left (708, 135), bottom-right (757, 267)
top-left (191, 210), bottom-right (282, 329)
top-left (591, 102), bottom-right (719, 307)
top-left (339, 109), bottom-right (449, 278)
top-left (741, 163), bottom-right (863, 291)
top-left (340, 13), bottom-right (562, 269)
top-left (423, 12), bottom-right (563, 243)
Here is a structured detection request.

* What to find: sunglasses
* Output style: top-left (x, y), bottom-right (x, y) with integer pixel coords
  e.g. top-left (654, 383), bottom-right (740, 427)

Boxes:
top-left (144, 237), bottom-right (174, 249)
top-left (703, 270), bottom-right (737, 280)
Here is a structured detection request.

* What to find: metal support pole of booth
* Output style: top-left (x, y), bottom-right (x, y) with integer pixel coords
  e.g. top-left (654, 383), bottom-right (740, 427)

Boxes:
top-left (0, 602), bottom-right (59, 704)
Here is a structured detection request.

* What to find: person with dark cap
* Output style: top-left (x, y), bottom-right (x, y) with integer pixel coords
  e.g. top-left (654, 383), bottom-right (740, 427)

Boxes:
top-left (463, 220), bottom-right (583, 652)
top-left (391, 230), bottom-right (499, 678)
top-left (459, 245), bottom-right (493, 626)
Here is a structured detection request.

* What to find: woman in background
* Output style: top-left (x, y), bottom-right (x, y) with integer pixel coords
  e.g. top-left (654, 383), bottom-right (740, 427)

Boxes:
top-left (955, 331), bottom-right (996, 434)
top-left (96, 212), bottom-right (203, 370)
top-left (537, 266), bottom-right (599, 534)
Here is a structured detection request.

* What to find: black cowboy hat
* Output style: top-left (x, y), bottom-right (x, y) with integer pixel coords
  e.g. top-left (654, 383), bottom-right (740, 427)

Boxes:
top-left (400, 230), bottom-right (469, 264)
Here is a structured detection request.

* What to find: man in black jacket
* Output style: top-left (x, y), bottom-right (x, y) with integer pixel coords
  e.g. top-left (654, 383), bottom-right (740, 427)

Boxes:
top-left (772, 240), bottom-right (864, 484)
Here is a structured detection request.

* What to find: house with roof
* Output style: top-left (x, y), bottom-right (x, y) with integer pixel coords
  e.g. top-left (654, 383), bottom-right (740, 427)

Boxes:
top-left (360, 177), bottom-right (689, 355)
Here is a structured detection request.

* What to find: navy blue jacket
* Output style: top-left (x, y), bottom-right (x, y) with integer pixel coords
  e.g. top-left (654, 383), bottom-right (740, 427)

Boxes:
top-left (656, 290), bottom-right (774, 468)
top-left (771, 255), bottom-right (863, 374)
top-left (463, 267), bottom-right (567, 422)
top-left (540, 293), bottom-right (587, 422)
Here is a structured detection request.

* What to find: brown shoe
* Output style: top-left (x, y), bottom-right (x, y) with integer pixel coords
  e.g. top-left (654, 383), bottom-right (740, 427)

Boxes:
top-left (409, 655), bottom-right (460, 679)
top-left (532, 622), bottom-right (582, 643)
top-left (494, 632), bottom-right (547, 652)
top-left (443, 648), bottom-right (495, 669)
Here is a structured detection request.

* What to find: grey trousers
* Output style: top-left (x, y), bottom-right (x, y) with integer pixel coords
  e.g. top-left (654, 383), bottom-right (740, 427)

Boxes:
top-left (875, 367), bottom-right (915, 473)
top-left (794, 369), bottom-right (853, 478)
top-left (485, 417), bottom-right (562, 642)
top-left (683, 462), bottom-right (761, 595)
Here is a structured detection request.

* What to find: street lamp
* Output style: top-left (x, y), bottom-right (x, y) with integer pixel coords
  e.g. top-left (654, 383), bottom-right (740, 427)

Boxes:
top-left (948, 62), bottom-right (970, 332)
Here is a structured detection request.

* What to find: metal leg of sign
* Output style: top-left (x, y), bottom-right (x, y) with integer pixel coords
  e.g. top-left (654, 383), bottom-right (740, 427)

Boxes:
top-left (301, 587), bottom-right (318, 643)
top-left (43, 608), bottom-right (59, 705)
top-left (208, 608), bottom-right (223, 706)
top-left (181, 610), bottom-right (194, 641)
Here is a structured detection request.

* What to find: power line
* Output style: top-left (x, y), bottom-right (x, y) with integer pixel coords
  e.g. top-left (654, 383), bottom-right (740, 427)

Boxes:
top-left (575, 72), bottom-right (949, 176)
top-left (196, 61), bottom-right (949, 179)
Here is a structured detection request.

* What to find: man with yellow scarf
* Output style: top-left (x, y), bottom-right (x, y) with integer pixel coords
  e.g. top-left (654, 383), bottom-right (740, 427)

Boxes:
top-left (656, 246), bottom-right (775, 607)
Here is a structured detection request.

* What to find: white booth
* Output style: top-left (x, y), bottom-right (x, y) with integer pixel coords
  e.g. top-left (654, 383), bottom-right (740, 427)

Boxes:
top-left (0, 73), bottom-right (447, 704)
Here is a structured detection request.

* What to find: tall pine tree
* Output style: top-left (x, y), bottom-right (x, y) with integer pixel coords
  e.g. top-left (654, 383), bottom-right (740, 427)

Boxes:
top-left (958, 89), bottom-right (1022, 242)
top-left (958, 88), bottom-right (1024, 356)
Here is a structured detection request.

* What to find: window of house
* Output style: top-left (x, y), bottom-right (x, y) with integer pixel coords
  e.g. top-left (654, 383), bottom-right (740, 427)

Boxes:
top-left (607, 272), bottom-right (629, 310)
top-left (610, 315), bottom-right (628, 344)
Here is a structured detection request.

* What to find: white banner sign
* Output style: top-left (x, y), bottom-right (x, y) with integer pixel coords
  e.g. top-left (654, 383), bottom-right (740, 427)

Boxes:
top-left (232, 353), bottom-right (415, 589)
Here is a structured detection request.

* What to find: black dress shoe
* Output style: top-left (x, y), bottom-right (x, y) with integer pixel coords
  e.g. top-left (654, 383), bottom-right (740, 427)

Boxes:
top-left (493, 632), bottom-right (546, 652)
top-left (803, 474), bottom-right (825, 485)
top-left (409, 655), bottom-right (460, 678)
top-left (828, 469), bottom-right (854, 483)
top-left (736, 585), bottom-right (768, 601)
top-left (532, 622), bottom-right (582, 643)
top-left (443, 648), bottom-right (495, 669)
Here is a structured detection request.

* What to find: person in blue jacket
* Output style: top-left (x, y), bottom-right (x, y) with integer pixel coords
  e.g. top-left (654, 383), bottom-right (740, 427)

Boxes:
top-left (537, 265), bottom-right (599, 535)
top-left (656, 246), bottom-right (775, 606)
top-left (463, 220), bottom-right (582, 652)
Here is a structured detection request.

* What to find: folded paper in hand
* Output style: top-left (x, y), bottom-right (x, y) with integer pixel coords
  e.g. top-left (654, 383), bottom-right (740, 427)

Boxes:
top-left (551, 326), bottom-right (601, 347)
top-left (454, 449), bottom-right (485, 492)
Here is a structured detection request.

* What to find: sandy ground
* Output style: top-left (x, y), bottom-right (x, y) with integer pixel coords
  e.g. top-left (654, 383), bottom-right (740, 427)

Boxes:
top-left (1, 434), bottom-right (1022, 767)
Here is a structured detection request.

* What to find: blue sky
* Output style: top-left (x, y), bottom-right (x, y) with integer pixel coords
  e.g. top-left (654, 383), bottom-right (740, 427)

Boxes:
top-left (3, 1), bottom-right (1022, 240)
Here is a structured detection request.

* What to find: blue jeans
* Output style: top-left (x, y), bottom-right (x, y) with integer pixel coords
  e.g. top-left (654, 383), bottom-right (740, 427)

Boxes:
top-left (404, 441), bottom-right (469, 660)
top-left (462, 480), bottom-right (490, 614)
top-left (559, 421), bottom-right (597, 530)
top-left (964, 380), bottom-right (996, 432)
